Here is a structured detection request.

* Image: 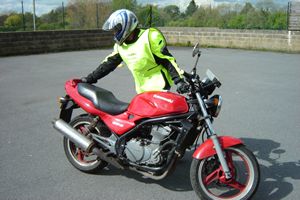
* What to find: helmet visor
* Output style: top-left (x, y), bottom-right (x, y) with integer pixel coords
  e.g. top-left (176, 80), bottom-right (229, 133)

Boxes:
top-left (103, 20), bottom-right (123, 40)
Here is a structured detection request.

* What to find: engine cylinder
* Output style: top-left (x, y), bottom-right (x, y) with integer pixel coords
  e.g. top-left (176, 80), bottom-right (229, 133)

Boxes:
top-left (124, 125), bottom-right (172, 165)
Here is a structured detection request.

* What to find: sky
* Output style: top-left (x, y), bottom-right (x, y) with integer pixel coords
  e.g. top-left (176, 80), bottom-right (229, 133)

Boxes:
top-left (0, 0), bottom-right (293, 16)
top-left (0, 0), bottom-right (65, 16)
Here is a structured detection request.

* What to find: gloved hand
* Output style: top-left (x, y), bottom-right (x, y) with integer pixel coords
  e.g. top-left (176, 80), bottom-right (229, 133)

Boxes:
top-left (81, 77), bottom-right (88, 83)
top-left (80, 77), bottom-right (97, 84)
top-left (176, 79), bottom-right (189, 94)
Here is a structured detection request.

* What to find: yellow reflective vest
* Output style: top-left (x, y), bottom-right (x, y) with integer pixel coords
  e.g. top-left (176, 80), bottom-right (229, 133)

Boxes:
top-left (116, 28), bottom-right (183, 93)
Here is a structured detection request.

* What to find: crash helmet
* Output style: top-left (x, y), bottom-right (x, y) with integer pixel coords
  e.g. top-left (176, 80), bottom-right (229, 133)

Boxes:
top-left (102, 9), bottom-right (139, 45)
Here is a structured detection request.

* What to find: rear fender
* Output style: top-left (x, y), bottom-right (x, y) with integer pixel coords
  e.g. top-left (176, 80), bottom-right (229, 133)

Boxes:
top-left (193, 136), bottom-right (243, 160)
top-left (59, 96), bottom-right (78, 123)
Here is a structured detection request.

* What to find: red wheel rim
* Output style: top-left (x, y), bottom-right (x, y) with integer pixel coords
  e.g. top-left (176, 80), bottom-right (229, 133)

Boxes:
top-left (199, 148), bottom-right (254, 199)
top-left (67, 123), bottom-right (99, 166)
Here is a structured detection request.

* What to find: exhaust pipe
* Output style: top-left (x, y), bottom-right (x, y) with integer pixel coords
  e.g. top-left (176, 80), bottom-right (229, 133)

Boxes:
top-left (52, 118), bottom-right (124, 169)
top-left (52, 119), bottom-right (94, 152)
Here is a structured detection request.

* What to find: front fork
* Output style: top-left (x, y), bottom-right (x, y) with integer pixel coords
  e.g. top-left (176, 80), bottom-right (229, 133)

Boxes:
top-left (195, 93), bottom-right (232, 179)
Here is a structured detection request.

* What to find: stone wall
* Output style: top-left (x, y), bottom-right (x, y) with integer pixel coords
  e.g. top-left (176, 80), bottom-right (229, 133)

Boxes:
top-left (0, 29), bottom-right (114, 56)
top-left (159, 27), bottom-right (300, 53)
top-left (1, 28), bottom-right (299, 56)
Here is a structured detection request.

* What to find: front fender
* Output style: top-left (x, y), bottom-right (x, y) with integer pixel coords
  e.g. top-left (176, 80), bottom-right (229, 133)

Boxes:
top-left (193, 136), bottom-right (243, 160)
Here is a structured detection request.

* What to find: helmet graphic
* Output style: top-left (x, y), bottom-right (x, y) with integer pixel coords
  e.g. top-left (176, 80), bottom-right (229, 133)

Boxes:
top-left (102, 9), bottom-right (138, 45)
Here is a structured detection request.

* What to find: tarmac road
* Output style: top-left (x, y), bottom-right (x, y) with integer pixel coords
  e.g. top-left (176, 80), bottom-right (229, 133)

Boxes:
top-left (0, 47), bottom-right (299, 200)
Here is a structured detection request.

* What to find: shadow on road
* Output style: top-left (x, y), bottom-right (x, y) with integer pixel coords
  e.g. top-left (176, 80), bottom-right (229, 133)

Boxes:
top-left (242, 138), bottom-right (300, 200)
top-left (94, 138), bottom-right (300, 199)
top-left (95, 153), bottom-right (194, 191)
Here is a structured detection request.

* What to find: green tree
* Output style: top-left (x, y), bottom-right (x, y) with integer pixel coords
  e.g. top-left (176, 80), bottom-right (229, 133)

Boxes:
top-left (4, 14), bottom-right (22, 29)
top-left (40, 8), bottom-right (62, 24)
top-left (0, 14), bottom-right (9, 26)
top-left (67, 0), bottom-right (111, 29)
top-left (39, 7), bottom-right (65, 30)
top-left (67, 0), bottom-right (88, 29)
top-left (245, 10), bottom-right (267, 29)
top-left (163, 5), bottom-right (181, 20)
top-left (1, 0), bottom-right (288, 32)
top-left (136, 5), bottom-right (165, 27)
top-left (267, 11), bottom-right (287, 29)
top-left (152, 7), bottom-right (166, 27)
top-left (24, 12), bottom-right (34, 30)
top-left (185, 0), bottom-right (198, 16)
top-left (136, 5), bottom-right (150, 27)
top-left (241, 2), bottom-right (255, 14)
top-left (112, 0), bottom-right (137, 11)
top-left (227, 14), bottom-right (246, 29)
top-left (256, 0), bottom-right (277, 11)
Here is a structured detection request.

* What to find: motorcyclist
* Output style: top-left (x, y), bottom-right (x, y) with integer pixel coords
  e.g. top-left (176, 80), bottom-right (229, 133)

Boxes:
top-left (82, 9), bottom-right (189, 94)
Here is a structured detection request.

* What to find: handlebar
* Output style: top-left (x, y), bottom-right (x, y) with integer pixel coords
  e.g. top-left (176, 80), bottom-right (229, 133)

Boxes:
top-left (183, 71), bottom-right (194, 80)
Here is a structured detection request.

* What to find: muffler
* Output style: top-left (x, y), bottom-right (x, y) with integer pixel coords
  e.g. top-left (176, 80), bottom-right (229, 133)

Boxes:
top-left (52, 118), bottom-right (124, 169)
top-left (52, 119), bottom-right (94, 152)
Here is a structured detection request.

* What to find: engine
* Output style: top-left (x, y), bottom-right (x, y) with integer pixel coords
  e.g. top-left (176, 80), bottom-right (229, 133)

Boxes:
top-left (124, 125), bottom-right (172, 166)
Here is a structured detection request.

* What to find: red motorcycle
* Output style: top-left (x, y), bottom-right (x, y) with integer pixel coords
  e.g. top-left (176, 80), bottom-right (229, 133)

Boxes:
top-left (53, 44), bottom-right (260, 200)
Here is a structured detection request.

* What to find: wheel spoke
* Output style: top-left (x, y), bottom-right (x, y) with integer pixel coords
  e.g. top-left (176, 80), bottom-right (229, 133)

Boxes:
top-left (79, 126), bottom-right (87, 135)
top-left (77, 150), bottom-right (84, 162)
top-left (85, 159), bottom-right (97, 163)
top-left (203, 169), bottom-right (219, 185)
top-left (227, 180), bottom-right (245, 191)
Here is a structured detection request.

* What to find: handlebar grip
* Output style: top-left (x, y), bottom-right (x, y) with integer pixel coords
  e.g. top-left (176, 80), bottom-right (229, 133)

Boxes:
top-left (183, 71), bottom-right (193, 80)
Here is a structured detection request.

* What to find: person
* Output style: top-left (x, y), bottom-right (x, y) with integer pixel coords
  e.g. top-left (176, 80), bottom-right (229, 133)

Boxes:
top-left (82, 9), bottom-right (189, 94)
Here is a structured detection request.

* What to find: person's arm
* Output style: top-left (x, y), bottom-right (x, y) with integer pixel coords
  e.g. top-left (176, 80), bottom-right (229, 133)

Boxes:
top-left (84, 44), bottom-right (123, 83)
top-left (148, 28), bottom-right (184, 84)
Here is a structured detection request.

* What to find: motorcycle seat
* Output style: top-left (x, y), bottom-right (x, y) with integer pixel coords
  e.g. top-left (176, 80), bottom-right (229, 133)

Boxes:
top-left (77, 83), bottom-right (129, 115)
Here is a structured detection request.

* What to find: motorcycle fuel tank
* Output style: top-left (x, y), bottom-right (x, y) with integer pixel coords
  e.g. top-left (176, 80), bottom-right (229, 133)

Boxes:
top-left (127, 91), bottom-right (189, 118)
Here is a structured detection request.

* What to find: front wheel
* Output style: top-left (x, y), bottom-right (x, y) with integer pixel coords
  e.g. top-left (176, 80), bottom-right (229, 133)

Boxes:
top-left (190, 145), bottom-right (260, 200)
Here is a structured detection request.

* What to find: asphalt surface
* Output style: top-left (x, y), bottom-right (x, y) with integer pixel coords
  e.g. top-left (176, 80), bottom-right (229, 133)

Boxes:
top-left (0, 47), bottom-right (299, 200)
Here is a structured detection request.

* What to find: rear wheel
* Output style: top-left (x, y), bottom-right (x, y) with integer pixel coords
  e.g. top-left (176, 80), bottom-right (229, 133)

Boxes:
top-left (63, 115), bottom-right (108, 173)
top-left (190, 145), bottom-right (260, 200)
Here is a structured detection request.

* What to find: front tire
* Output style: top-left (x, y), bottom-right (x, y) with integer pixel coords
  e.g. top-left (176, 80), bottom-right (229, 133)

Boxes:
top-left (190, 145), bottom-right (260, 200)
top-left (63, 115), bottom-right (108, 173)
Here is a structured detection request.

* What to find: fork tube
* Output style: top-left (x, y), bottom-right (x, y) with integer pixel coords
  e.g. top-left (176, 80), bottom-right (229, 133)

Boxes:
top-left (195, 92), bottom-right (232, 179)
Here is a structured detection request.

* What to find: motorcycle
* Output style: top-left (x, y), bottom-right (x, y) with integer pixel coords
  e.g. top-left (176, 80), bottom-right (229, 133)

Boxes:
top-left (53, 43), bottom-right (260, 200)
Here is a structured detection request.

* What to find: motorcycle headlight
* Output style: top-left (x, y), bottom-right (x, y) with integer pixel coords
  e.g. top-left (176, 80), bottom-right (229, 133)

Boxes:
top-left (206, 95), bottom-right (222, 117)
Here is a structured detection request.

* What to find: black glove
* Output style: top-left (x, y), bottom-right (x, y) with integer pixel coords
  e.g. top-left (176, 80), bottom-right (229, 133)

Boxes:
top-left (176, 79), bottom-right (189, 94)
top-left (81, 77), bottom-right (88, 83)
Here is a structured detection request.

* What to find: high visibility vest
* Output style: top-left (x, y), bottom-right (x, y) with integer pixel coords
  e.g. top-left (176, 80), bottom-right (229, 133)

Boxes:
top-left (117, 28), bottom-right (174, 94)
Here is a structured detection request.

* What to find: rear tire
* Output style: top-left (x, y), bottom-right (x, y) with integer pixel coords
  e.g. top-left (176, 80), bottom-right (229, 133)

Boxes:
top-left (190, 145), bottom-right (260, 200)
top-left (63, 115), bottom-right (108, 173)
